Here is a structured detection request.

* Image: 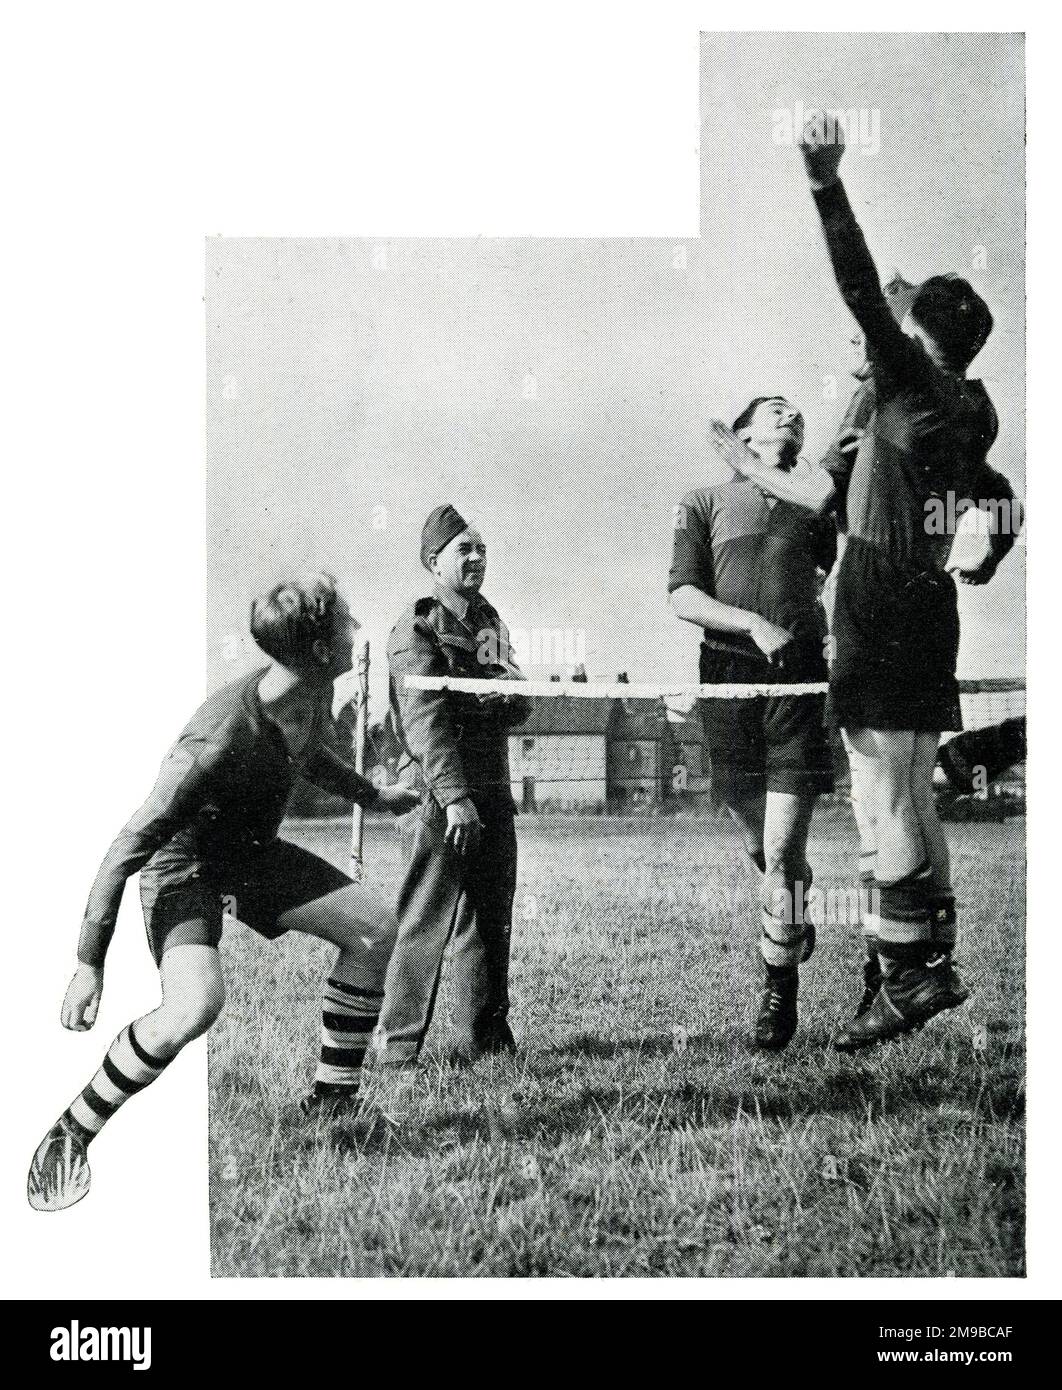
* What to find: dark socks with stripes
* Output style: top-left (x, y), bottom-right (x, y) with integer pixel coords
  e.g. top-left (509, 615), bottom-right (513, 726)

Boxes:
top-left (875, 861), bottom-right (934, 977)
top-left (928, 891), bottom-right (958, 956)
top-left (313, 977), bottom-right (383, 1099)
top-left (63, 1022), bottom-right (170, 1143)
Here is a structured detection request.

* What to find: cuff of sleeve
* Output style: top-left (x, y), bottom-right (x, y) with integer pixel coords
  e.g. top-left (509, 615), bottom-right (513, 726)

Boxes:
top-left (434, 785), bottom-right (470, 809)
top-left (77, 925), bottom-right (106, 969)
top-left (811, 177), bottom-right (844, 206)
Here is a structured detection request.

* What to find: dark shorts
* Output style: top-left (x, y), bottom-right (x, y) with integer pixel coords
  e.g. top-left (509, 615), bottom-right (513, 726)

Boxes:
top-left (699, 646), bottom-right (834, 806)
top-left (830, 536), bottom-right (962, 733)
top-left (138, 838), bottom-right (352, 964)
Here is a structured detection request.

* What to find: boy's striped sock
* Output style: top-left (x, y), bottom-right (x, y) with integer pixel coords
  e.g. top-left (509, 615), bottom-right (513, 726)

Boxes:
top-left (313, 977), bottom-right (383, 1096)
top-left (64, 1022), bottom-right (170, 1142)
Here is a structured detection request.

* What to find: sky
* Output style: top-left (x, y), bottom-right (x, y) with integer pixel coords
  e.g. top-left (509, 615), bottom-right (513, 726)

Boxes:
top-left (206, 31), bottom-right (1024, 712)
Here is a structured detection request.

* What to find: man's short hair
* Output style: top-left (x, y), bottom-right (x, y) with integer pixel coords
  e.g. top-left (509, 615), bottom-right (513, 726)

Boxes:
top-left (250, 572), bottom-right (342, 667)
top-left (910, 275), bottom-right (993, 370)
top-left (732, 396), bottom-right (789, 435)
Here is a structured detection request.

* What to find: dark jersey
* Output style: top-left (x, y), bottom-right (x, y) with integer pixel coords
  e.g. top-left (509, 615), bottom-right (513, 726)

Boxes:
top-left (756, 498), bottom-right (836, 665)
top-left (669, 465), bottom-right (835, 663)
top-left (812, 180), bottom-right (1017, 574)
top-left (78, 669), bottom-right (377, 967)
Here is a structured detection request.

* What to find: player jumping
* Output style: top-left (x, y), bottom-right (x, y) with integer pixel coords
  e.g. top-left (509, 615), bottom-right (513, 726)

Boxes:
top-left (768, 112), bottom-right (1022, 1047)
top-left (670, 397), bottom-right (837, 1050)
top-left (28, 573), bottom-right (417, 1211)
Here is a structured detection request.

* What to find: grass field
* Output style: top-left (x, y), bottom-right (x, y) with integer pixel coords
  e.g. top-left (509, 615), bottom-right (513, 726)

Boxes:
top-left (208, 805), bottom-right (1024, 1278)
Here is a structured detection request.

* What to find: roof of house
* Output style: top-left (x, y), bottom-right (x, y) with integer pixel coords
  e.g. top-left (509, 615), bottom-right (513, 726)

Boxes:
top-left (666, 708), bottom-right (704, 742)
top-left (514, 696), bottom-right (615, 736)
top-left (610, 698), bottom-right (672, 741)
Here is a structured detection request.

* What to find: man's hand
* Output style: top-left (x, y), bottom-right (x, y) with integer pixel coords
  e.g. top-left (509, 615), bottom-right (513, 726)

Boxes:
top-left (475, 690), bottom-right (509, 710)
top-left (750, 616), bottom-right (795, 665)
top-left (835, 426), bottom-right (865, 460)
top-left (707, 419), bottom-right (760, 477)
top-left (947, 553), bottom-right (999, 587)
top-left (377, 783), bottom-right (420, 816)
top-left (61, 963), bottom-right (103, 1031)
top-left (445, 796), bottom-right (482, 857)
top-left (799, 110), bottom-right (845, 190)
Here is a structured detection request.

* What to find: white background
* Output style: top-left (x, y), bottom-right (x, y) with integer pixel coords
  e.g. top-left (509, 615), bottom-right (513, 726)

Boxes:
top-left (1, 1), bottom-right (1053, 1299)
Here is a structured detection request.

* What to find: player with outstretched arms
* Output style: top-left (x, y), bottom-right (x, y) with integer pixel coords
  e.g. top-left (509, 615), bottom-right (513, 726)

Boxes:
top-left (736, 113), bottom-right (1021, 1047)
top-left (29, 573), bottom-right (417, 1211)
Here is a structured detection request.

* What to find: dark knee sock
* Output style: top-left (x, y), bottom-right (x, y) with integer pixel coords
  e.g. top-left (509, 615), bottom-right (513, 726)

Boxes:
top-left (875, 861), bottom-right (933, 976)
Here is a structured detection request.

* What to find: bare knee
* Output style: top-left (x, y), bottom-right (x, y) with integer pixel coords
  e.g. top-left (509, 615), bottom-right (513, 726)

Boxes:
top-left (871, 757), bottom-right (913, 819)
top-left (157, 976), bottom-right (225, 1048)
top-left (910, 769), bottom-right (936, 816)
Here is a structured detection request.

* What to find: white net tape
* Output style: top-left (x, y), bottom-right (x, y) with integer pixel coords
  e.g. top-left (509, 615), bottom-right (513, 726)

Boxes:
top-left (397, 675), bottom-right (1023, 801)
top-left (405, 676), bottom-right (827, 699)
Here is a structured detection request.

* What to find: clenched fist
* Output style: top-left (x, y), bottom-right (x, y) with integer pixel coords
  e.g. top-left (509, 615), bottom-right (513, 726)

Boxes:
top-left (799, 110), bottom-right (845, 190)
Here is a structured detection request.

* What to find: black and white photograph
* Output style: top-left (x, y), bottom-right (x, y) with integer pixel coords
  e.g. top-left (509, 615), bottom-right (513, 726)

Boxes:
top-left (3, 3), bottom-right (1054, 1343)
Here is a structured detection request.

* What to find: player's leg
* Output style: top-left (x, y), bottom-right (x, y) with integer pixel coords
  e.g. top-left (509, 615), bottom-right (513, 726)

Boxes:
top-left (754, 789), bottom-right (815, 1049)
top-left (752, 689), bottom-right (833, 1049)
top-left (28, 942), bottom-right (224, 1212)
top-left (910, 733), bottom-right (967, 1007)
top-left (836, 727), bottom-right (967, 1049)
top-left (842, 728), bottom-right (884, 1014)
top-left (911, 732), bottom-right (950, 893)
top-left (241, 840), bottom-right (397, 1115)
top-left (726, 790), bottom-right (767, 870)
top-left (448, 811), bottom-right (518, 1063)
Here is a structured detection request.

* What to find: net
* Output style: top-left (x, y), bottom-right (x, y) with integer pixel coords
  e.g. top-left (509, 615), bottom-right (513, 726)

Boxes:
top-left (402, 674), bottom-right (1025, 810)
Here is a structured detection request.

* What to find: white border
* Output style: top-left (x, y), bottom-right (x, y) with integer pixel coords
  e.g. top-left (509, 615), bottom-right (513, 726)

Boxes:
top-left (3, 2), bottom-right (1052, 1300)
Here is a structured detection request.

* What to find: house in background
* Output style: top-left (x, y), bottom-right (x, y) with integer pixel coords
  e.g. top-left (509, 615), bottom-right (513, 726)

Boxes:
top-left (607, 698), bottom-right (678, 809)
top-left (508, 692), bottom-right (704, 811)
top-left (666, 704), bottom-right (711, 798)
top-left (508, 697), bottom-right (613, 810)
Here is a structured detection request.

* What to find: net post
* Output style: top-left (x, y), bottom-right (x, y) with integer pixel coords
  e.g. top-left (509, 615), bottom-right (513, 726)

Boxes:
top-left (350, 637), bottom-right (369, 881)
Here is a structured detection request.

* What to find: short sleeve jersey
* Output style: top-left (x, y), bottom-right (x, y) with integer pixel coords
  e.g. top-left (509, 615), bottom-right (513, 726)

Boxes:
top-left (669, 464), bottom-right (834, 659)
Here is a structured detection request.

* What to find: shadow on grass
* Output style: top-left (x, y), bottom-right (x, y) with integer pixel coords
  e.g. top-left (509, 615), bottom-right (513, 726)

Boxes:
top-left (268, 1053), bottom-right (1023, 1164)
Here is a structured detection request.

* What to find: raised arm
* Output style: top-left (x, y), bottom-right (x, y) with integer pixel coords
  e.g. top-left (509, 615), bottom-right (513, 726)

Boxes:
top-left (799, 115), bottom-right (929, 385)
top-left (476, 614), bottom-right (533, 728)
top-left (706, 420), bottom-right (836, 516)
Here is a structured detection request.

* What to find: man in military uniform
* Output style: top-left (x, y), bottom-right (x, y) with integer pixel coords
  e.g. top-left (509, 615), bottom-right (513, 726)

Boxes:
top-left (376, 504), bottom-right (532, 1067)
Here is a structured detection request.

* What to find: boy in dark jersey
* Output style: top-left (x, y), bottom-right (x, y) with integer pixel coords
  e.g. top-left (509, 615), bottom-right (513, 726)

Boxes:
top-left (740, 114), bottom-right (1021, 1048)
top-left (29, 573), bottom-right (417, 1211)
top-left (670, 398), bottom-right (836, 1050)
